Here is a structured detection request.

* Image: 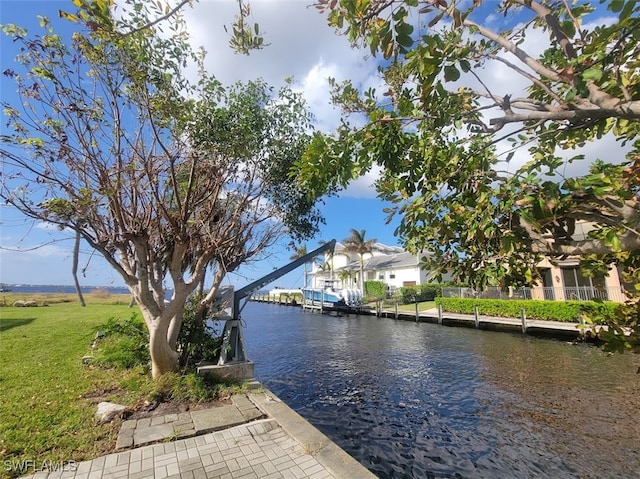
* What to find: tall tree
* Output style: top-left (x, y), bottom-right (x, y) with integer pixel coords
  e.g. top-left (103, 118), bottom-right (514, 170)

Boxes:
top-left (0, 0), bottom-right (322, 377)
top-left (342, 229), bottom-right (376, 292)
top-left (72, 229), bottom-right (86, 307)
top-left (297, 0), bottom-right (639, 352)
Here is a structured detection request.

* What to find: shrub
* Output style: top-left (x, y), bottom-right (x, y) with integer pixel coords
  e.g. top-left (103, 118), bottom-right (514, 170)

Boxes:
top-left (399, 286), bottom-right (419, 304)
top-left (435, 297), bottom-right (619, 323)
top-left (364, 280), bottom-right (387, 300)
top-left (147, 372), bottom-right (245, 403)
top-left (177, 294), bottom-right (223, 370)
top-left (91, 313), bottom-right (150, 369)
top-left (399, 283), bottom-right (445, 304)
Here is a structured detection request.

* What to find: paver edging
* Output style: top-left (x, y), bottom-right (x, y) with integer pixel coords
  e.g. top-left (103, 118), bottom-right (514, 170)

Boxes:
top-left (115, 393), bottom-right (267, 451)
top-left (249, 388), bottom-right (377, 479)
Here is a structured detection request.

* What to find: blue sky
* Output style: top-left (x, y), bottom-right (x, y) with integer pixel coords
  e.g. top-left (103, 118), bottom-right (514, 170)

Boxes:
top-left (0, 0), bottom-right (404, 289)
top-left (0, 1), bottom-right (628, 289)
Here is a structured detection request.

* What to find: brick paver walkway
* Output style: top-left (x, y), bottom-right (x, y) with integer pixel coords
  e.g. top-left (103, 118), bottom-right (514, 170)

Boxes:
top-left (23, 419), bottom-right (335, 479)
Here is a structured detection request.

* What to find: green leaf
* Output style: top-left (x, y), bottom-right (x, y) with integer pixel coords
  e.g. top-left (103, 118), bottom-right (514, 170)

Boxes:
top-left (444, 64), bottom-right (460, 82)
top-left (582, 68), bottom-right (603, 81)
top-left (620, 0), bottom-right (637, 20)
top-left (608, 0), bottom-right (624, 13)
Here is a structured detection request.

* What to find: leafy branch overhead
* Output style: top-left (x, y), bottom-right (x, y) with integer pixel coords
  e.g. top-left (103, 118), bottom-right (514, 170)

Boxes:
top-left (298, 0), bottom-right (639, 351)
top-left (1, 0), bottom-right (320, 377)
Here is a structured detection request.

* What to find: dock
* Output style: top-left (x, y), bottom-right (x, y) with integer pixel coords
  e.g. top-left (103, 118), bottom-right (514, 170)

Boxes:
top-left (250, 295), bottom-right (595, 341)
top-left (379, 306), bottom-right (593, 340)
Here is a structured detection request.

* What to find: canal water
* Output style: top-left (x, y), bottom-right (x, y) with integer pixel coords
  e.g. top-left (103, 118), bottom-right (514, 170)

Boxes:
top-left (240, 301), bottom-right (640, 479)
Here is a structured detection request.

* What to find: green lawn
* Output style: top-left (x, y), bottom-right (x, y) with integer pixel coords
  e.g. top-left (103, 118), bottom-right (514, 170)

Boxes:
top-left (0, 294), bottom-right (156, 477)
top-left (379, 300), bottom-right (436, 313)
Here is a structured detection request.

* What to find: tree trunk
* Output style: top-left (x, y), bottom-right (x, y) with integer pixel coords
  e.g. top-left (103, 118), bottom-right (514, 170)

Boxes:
top-left (148, 318), bottom-right (179, 379)
top-left (167, 311), bottom-right (184, 351)
top-left (72, 230), bottom-right (86, 307)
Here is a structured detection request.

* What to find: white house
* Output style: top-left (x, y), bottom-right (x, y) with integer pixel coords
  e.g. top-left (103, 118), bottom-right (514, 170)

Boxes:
top-left (309, 242), bottom-right (448, 291)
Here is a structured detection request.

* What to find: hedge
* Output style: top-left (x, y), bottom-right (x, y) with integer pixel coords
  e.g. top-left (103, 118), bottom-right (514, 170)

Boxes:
top-left (364, 280), bottom-right (387, 300)
top-left (434, 297), bottom-right (619, 323)
top-left (399, 283), bottom-right (445, 303)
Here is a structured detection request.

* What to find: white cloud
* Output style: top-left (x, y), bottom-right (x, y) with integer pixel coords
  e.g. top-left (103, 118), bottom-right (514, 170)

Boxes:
top-left (341, 165), bottom-right (382, 199)
top-left (186, 1), bottom-right (366, 86)
top-left (184, 1), bottom-right (380, 128)
top-left (35, 221), bottom-right (69, 233)
top-left (299, 62), bottom-right (343, 132)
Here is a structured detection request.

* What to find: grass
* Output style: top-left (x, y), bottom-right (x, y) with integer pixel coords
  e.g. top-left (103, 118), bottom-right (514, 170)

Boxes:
top-left (379, 300), bottom-right (436, 313)
top-left (0, 292), bottom-right (238, 478)
top-left (0, 290), bottom-right (132, 307)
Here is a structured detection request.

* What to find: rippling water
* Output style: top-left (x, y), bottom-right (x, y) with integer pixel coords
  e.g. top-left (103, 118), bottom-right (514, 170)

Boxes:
top-left (241, 302), bottom-right (640, 479)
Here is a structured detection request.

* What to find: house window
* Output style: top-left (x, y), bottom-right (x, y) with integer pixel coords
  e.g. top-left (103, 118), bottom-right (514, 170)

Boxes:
top-left (389, 274), bottom-right (395, 279)
top-left (378, 274), bottom-right (384, 280)
top-left (561, 267), bottom-right (607, 300)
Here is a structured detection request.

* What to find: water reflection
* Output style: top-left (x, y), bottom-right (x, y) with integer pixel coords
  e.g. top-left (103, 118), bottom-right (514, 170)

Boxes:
top-left (243, 302), bottom-right (640, 478)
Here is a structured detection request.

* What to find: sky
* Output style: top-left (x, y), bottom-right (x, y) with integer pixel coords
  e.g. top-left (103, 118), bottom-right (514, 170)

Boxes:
top-left (0, 0), bottom-right (630, 290)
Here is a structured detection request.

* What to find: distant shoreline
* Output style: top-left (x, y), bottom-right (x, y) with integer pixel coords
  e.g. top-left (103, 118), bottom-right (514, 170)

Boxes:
top-left (1, 284), bottom-right (130, 295)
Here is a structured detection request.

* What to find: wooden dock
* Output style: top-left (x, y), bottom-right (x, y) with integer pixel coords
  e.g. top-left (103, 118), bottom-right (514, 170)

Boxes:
top-left (249, 296), bottom-right (598, 341)
top-left (379, 306), bottom-right (593, 340)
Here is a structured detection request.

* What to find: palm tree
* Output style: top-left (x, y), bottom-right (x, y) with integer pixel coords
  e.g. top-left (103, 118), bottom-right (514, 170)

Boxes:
top-left (338, 268), bottom-right (356, 289)
top-left (318, 239), bottom-right (335, 280)
top-left (317, 261), bottom-right (332, 285)
top-left (290, 244), bottom-right (309, 287)
top-left (342, 229), bottom-right (376, 293)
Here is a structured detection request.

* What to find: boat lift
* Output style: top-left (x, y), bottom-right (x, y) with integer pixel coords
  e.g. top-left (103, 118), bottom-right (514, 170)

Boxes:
top-left (216, 240), bottom-right (336, 366)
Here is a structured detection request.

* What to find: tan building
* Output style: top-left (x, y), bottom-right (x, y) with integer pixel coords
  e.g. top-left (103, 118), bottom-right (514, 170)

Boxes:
top-left (533, 258), bottom-right (628, 303)
top-left (529, 220), bottom-right (628, 303)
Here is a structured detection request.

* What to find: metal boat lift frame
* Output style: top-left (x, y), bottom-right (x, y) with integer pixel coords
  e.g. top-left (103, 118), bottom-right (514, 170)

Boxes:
top-left (217, 239), bottom-right (336, 365)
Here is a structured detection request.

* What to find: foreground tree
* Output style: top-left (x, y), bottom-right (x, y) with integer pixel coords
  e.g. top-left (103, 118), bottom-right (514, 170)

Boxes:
top-left (297, 0), bottom-right (639, 351)
top-left (342, 229), bottom-right (376, 293)
top-left (1, 0), bottom-right (322, 377)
